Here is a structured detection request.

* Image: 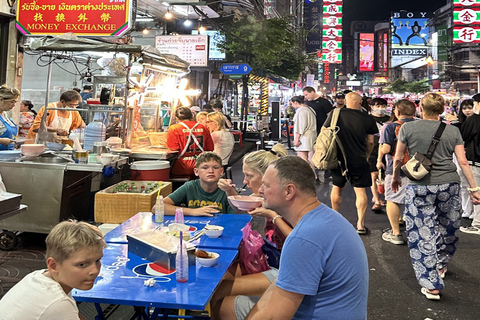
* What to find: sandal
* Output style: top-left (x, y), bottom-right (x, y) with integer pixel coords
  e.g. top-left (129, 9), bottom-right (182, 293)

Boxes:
top-left (421, 287), bottom-right (440, 300)
top-left (379, 200), bottom-right (386, 207)
top-left (439, 267), bottom-right (447, 279)
top-left (357, 227), bottom-right (369, 235)
top-left (372, 204), bottom-right (384, 212)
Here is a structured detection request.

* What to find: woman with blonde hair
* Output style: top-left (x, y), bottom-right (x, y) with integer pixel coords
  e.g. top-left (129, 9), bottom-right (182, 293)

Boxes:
top-left (207, 112), bottom-right (235, 166)
top-left (392, 92), bottom-right (480, 300)
top-left (196, 111), bottom-right (208, 127)
top-left (214, 143), bottom-right (291, 320)
top-left (0, 84), bottom-right (20, 150)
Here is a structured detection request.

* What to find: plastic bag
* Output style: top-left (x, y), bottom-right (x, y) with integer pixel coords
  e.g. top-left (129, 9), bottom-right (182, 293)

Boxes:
top-left (239, 222), bottom-right (269, 275)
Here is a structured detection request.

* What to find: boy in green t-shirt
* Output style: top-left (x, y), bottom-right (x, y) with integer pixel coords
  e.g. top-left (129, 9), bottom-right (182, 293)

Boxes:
top-left (164, 152), bottom-right (236, 215)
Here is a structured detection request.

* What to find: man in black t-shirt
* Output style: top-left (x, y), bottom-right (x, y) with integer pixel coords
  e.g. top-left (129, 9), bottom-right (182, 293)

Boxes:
top-left (323, 92), bottom-right (378, 235)
top-left (303, 86), bottom-right (334, 135)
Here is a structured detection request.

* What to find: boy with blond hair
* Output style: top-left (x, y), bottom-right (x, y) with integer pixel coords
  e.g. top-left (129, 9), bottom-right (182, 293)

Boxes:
top-left (0, 220), bottom-right (106, 320)
top-left (164, 151), bottom-right (236, 215)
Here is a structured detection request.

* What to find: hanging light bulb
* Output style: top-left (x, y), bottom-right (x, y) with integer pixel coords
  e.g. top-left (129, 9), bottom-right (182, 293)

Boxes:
top-left (184, 19), bottom-right (192, 27)
top-left (143, 28), bottom-right (150, 35)
top-left (164, 9), bottom-right (173, 19)
top-left (198, 18), bottom-right (206, 33)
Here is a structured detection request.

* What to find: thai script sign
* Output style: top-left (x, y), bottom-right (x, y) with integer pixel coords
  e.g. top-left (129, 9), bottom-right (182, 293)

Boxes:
top-left (16, 0), bottom-right (133, 36)
top-left (156, 35), bottom-right (208, 67)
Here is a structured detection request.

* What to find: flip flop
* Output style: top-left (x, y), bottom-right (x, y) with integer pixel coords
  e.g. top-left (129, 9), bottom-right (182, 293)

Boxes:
top-left (357, 227), bottom-right (369, 235)
top-left (372, 204), bottom-right (384, 212)
top-left (421, 287), bottom-right (440, 300)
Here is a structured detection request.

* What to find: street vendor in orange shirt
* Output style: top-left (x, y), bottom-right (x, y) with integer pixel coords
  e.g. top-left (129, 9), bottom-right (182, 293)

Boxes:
top-left (26, 90), bottom-right (85, 140)
top-left (167, 107), bottom-right (214, 179)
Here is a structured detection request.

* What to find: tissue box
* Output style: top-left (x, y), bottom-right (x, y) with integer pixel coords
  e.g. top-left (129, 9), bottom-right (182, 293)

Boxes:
top-left (127, 233), bottom-right (196, 271)
top-left (0, 192), bottom-right (22, 215)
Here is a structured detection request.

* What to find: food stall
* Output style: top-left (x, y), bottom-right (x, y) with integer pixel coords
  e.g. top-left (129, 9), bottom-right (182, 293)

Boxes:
top-left (0, 34), bottom-right (191, 239)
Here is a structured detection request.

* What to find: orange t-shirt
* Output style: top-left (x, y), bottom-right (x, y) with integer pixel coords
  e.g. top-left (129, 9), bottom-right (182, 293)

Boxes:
top-left (26, 102), bottom-right (85, 140)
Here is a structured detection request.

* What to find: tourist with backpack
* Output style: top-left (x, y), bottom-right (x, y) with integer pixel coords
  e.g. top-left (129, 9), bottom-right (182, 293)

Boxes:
top-left (377, 99), bottom-right (416, 245)
top-left (322, 92), bottom-right (378, 235)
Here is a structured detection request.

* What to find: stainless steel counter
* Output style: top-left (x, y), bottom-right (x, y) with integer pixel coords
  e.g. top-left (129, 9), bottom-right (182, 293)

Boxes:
top-left (0, 159), bottom-right (124, 234)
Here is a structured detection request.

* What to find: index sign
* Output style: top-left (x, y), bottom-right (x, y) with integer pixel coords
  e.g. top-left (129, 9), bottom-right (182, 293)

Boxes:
top-left (321, 0), bottom-right (343, 64)
top-left (453, 0), bottom-right (480, 43)
top-left (16, 0), bottom-right (133, 36)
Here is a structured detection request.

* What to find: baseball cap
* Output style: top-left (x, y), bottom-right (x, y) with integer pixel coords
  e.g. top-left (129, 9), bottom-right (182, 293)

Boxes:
top-left (335, 93), bottom-right (345, 99)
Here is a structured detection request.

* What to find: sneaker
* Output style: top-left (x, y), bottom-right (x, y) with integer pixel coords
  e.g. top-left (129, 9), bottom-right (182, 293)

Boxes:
top-left (382, 229), bottom-right (406, 245)
top-left (460, 226), bottom-right (480, 235)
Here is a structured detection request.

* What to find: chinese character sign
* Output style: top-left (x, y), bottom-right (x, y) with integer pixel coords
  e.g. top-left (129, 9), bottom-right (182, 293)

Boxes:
top-left (453, 0), bottom-right (480, 43)
top-left (321, 0), bottom-right (343, 64)
top-left (304, 0), bottom-right (323, 53)
top-left (16, 0), bottom-right (133, 36)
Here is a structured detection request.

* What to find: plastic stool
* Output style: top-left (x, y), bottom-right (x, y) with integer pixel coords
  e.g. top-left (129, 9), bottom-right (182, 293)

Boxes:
top-left (231, 130), bottom-right (243, 148)
top-left (288, 126), bottom-right (294, 137)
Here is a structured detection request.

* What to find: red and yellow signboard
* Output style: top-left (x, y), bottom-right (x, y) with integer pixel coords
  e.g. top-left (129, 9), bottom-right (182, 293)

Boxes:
top-left (16, 0), bottom-right (133, 36)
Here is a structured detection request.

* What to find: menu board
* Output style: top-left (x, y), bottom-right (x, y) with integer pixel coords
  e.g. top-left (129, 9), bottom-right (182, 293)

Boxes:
top-left (155, 35), bottom-right (208, 67)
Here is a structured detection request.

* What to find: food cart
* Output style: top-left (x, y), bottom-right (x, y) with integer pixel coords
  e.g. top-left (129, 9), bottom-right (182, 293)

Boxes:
top-left (0, 34), bottom-right (191, 241)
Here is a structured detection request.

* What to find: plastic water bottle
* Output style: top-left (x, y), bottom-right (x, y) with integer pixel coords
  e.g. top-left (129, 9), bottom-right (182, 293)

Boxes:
top-left (155, 195), bottom-right (164, 223)
top-left (176, 232), bottom-right (189, 283)
top-left (175, 207), bottom-right (184, 224)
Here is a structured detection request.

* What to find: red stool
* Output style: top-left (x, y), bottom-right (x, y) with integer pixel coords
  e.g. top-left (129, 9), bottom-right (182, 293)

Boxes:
top-left (231, 130), bottom-right (243, 148)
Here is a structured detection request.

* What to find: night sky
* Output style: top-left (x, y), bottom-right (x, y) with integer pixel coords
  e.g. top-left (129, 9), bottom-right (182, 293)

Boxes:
top-left (343, 0), bottom-right (448, 23)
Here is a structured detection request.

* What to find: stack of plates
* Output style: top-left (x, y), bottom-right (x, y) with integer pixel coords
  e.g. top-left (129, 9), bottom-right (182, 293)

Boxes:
top-left (84, 121), bottom-right (106, 151)
top-left (0, 150), bottom-right (22, 162)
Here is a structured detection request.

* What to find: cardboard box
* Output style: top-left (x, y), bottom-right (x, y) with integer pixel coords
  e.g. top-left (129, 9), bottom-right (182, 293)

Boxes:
top-left (94, 180), bottom-right (172, 223)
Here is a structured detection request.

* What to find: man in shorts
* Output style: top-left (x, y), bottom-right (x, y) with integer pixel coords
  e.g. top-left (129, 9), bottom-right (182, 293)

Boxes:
top-left (323, 92), bottom-right (378, 234)
top-left (378, 99), bottom-right (416, 244)
top-left (238, 156), bottom-right (368, 320)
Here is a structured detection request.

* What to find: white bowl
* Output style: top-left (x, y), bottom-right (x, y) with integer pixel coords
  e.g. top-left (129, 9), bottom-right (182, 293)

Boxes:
top-left (196, 252), bottom-right (219, 267)
top-left (46, 142), bottom-right (65, 151)
top-left (99, 153), bottom-right (114, 165)
top-left (21, 144), bottom-right (45, 157)
top-left (205, 225), bottom-right (224, 238)
top-left (227, 195), bottom-right (263, 211)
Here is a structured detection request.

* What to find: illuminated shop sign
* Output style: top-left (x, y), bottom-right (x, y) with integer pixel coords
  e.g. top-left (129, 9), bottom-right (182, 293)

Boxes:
top-left (390, 11), bottom-right (431, 68)
top-left (321, 0), bottom-right (343, 64)
top-left (156, 35), bottom-right (208, 67)
top-left (304, 0), bottom-right (322, 53)
top-left (16, 0), bottom-right (133, 36)
top-left (453, 0), bottom-right (480, 43)
top-left (359, 33), bottom-right (374, 72)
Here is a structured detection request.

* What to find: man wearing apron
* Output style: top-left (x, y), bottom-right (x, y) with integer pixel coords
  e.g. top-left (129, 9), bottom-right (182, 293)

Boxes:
top-left (0, 85), bottom-right (21, 150)
top-left (26, 90), bottom-right (85, 141)
top-left (167, 107), bottom-right (214, 179)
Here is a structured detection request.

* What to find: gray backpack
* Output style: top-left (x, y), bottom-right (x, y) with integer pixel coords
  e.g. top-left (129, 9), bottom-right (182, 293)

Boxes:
top-left (312, 108), bottom-right (347, 175)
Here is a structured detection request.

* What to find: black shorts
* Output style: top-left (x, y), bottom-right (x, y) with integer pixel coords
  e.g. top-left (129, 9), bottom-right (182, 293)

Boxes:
top-left (332, 161), bottom-right (372, 188)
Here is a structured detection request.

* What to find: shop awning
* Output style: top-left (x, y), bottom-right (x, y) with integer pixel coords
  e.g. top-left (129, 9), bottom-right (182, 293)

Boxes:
top-left (25, 33), bottom-right (190, 74)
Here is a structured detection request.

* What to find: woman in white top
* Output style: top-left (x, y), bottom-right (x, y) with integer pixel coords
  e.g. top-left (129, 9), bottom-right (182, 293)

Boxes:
top-left (291, 95), bottom-right (317, 171)
top-left (207, 112), bottom-right (235, 166)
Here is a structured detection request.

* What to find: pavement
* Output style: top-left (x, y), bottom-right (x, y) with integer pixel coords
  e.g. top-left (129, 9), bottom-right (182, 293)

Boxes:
top-left (1, 145), bottom-right (480, 319)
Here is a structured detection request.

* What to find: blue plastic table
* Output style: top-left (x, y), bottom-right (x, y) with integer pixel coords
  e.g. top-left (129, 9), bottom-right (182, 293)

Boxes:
top-left (104, 212), bottom-right (251, 250)
top-left (73, 243), bottom-right (239, 319)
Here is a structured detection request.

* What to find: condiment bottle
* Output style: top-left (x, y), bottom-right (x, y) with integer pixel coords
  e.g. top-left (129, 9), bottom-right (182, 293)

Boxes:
top-left (155, 195), bottom-right (164, 223)
top-left (176, 232), bottom-right (189, 283)
top-left (175, 207), bottom-right (184, 224)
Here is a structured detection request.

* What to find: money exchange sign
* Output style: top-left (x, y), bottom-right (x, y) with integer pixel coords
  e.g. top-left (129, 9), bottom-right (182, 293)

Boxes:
top-left (16, 0), bottom-right (133, 37)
